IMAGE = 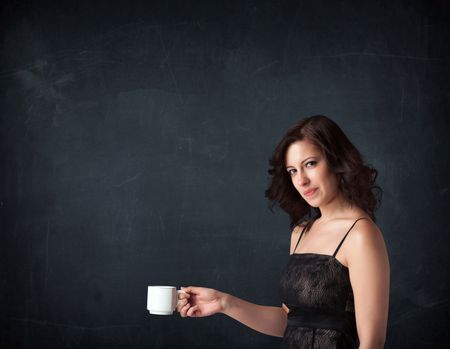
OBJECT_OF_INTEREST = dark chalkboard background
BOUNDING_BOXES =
[1,1,449,348]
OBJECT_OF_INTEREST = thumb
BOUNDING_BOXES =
[181,286,199,294]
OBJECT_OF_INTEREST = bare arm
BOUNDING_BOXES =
[222,293,287,337]
[178,287,287,337]
[346,220,390,349]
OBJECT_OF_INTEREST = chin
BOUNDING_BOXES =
[302,197,319,207]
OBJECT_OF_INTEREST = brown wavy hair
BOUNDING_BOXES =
[265,115,382,229]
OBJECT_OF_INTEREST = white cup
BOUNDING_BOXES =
[147,286,184,315]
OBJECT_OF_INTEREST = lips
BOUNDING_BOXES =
[303,188,317,197]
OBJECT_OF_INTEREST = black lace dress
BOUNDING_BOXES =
[279,218,367,349]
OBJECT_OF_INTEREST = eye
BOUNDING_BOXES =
[305,161,317,168]
[287,168,296,176]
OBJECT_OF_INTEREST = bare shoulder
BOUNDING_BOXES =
[348,218,384,244]
[289,221,308,254]
[292,222,306,233]
[291,221,308,238]
[345,218,389,266]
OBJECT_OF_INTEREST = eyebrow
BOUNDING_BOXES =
[285,156,317,168]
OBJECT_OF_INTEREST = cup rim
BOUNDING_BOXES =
[147,285,176,289]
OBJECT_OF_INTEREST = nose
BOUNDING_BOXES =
[297,169,309,186]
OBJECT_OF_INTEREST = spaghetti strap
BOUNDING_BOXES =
[293,224,308,254]
[332,217,368,258]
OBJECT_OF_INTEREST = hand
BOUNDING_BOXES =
[177,286,226,318]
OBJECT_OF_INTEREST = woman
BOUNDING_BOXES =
[178,115,390,349]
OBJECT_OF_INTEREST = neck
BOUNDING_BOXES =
[317,192,353,223]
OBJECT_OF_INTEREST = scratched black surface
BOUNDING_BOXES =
[1,1,449,348]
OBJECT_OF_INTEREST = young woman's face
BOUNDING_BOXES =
[285,140,339,207]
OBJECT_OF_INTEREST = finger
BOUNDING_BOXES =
[181,286,199,295]
[178,292,190,300]
[180,303,191,317]
[187,305,199,317]
[177,298,188,312]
